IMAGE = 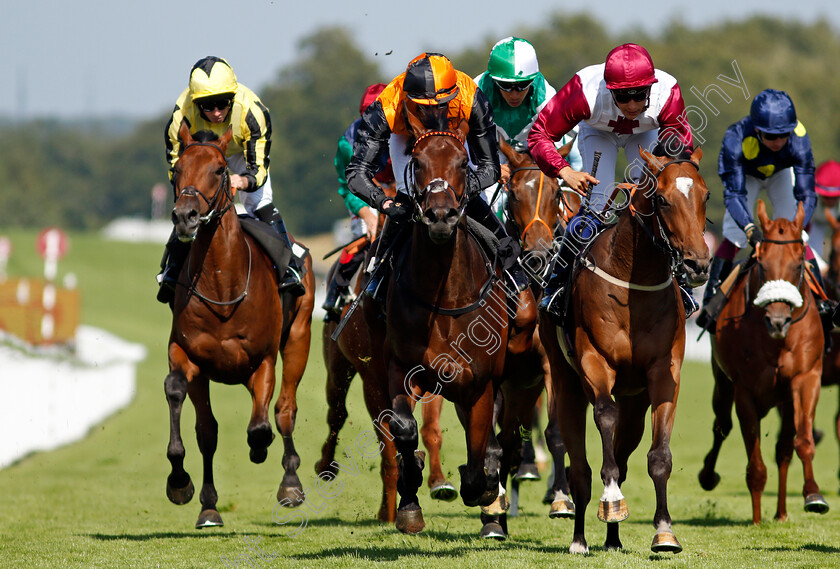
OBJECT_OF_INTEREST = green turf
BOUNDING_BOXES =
[1,229,839,568]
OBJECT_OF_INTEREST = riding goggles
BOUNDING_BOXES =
[758,130,790,141]
[495,79,533,93]
[197,96,233,112]
[610,87,650,104]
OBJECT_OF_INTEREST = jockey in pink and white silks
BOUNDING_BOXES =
[527,43,694,318]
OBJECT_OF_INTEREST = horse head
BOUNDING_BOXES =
[171,122,234,242]
[638,147,711,287]
[753,199,807,339]
[407,114,470,245]
[499,138,562,277]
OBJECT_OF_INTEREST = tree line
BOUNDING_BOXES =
[1,14,839,236]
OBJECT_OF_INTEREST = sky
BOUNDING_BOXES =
[1,0,836,121]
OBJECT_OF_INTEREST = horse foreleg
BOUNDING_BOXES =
[164,370,194,505]
[316,325,357,476]
[390,388,425,534]
[275,343,307,506]
[792,372,829,515]
[361,366,399,523]
[188,376,223,528]
[735,394,767,524]
[774,401,796,521]
[457,380,496,508]
[592,391,626,525]
[699,359,734,491]
[247,358,277,465]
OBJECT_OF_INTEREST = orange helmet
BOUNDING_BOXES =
[403,53,459,105]
[816,160,840,198]
[604,44,658,90]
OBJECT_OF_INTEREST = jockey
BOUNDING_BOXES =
[805,160,840,265]
[157,56,305,304]
[696,89,822,332]
[474,36,582,221]
[527,43,694,319]
[322,82,393,317]
[346,52,529,299]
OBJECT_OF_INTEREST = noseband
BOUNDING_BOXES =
[752,237,807,312]
[175,141,234,224]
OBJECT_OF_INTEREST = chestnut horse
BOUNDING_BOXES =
[477,139,576,534]
[364,120,535,535]
[540,148,710,554]
[698,200,829,523]
[163,124,314,528]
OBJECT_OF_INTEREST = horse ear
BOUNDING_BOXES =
[826,207,840,232]
[454,119,469,143]
[557,139,574,159]
[403,100,429,138]
[689,146,703,166]
[178,120,193,146]
[498,136,517,164]
[793,201,805,230]
[756,199,770,229]
[219,126,233,152]
[639,147,666,176]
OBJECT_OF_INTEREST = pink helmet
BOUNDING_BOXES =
[359,83,387,115]
[604,44,659,90]
[816,160,840,198]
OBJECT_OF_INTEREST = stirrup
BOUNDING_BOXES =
[505,268,529,293]
[279,266,305,297]
[365,271,385,300]
[538,286,565,319]
[680,286,699,318]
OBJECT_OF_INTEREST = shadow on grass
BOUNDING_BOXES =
[289,539,571,562]
[677,516,752,527]
[86,530,274,541]
[752,543,840,554]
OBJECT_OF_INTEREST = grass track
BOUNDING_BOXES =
[1,229,840,568]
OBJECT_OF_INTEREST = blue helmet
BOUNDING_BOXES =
[750,89,797,134]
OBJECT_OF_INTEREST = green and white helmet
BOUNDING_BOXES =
[487,37,540,82]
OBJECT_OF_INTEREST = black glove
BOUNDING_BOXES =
[745,223,764,248]
[383,200,413,223]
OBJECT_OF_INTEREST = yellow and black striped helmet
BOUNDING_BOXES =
[189,56,238,101]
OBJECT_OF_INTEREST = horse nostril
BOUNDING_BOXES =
[188,210,199,223]
[171,210,178,224]
[445,208,459,223]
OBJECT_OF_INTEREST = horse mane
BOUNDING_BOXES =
[191,130,220,143]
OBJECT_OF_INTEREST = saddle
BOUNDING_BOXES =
[239,215,309,284]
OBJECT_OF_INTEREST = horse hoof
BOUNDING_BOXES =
[477,488,500,508]
[569,541,589,555]
[549,498,576,519]
[480,521,506,540]
[513,463,541,482]
[277,485,305,506]
[480,494,509,516]
[651,530,682,553]
[250,447,268,464]
[598,499,629,523]
[196,509,224,528]
[804,493,830,514]
[430,481,458,502]
[698,469,720,491]
[166,477,194,505]
[395,507,425,534]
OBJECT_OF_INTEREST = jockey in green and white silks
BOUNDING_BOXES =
[474,37,581,219]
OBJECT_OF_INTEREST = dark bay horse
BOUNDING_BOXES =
[364,119,534,535]
[317,231,459,524]
[540,148,710,553]
[163,124,314,528]
[821,208,840,490]
[698,200,828,523]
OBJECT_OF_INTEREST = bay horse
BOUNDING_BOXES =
[473,139,576,539]
[540,147,710,553]
[163,123,314,528]
[364,117,535,534]
[698,200,828,524]
[316,225,459,524]
[821,207,840,490]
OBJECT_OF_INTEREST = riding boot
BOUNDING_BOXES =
[156,229,191,305]
[322,279,350,321]
[808,257,837,345]
[538,210,604,318]
[255,205,305,297]
[695,257,732,333]
[466,197,529,292]
[676,273,700,318]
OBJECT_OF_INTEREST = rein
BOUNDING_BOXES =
[506,166,557,245]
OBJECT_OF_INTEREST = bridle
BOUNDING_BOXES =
[407,131,470,222]
[505,166,560,247]
[752,236,809,322]
[174,141,235,225]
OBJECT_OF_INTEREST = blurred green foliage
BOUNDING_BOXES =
[2,15,839,237]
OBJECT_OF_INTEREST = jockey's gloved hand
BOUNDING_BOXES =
[745,223,764,248]
[467,169,481,199]
[383,199,413,223]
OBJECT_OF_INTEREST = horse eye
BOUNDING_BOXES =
[704,191,711,203]
[216,166,226,176]
[461,159,469,170]
[656,195,670,208]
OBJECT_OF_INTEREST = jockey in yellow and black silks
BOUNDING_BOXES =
[157,56,304,305]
